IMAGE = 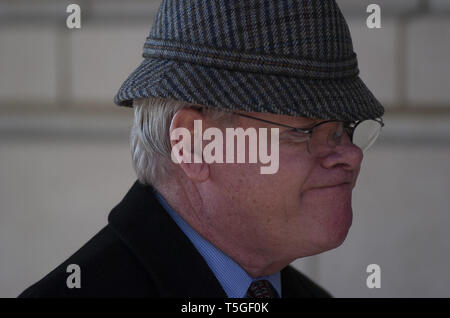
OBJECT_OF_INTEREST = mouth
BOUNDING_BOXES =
[308,182,352,192]
[325,182,351,189]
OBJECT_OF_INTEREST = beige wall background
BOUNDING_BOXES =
[1,0,449,297]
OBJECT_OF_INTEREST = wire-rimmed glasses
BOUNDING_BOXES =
[232,112,384,155]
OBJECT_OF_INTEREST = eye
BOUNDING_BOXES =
[284,129,309,143]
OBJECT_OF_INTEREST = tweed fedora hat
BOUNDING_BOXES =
[114,0,384,122]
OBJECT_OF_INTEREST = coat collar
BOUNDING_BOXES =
[107,180,227,297]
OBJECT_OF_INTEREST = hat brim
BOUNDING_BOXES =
[114,58,384,122]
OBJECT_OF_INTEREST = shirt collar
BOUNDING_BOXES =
[155,190,281,298]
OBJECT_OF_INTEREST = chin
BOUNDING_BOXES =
[320,205,353,251]
[297,192,354,254]
[315,207,353,253]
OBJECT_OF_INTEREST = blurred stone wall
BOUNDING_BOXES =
[1,0,449,297]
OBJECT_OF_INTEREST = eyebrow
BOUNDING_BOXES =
[291,118,322,127]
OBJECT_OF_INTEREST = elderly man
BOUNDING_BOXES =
[19,0,384,298]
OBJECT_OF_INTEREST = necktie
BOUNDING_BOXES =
[246,280,279,298]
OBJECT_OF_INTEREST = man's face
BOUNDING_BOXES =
[198,111,364,265]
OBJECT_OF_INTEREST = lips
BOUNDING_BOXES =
[308,182,352,191]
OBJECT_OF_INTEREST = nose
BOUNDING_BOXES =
[318,133,364,171]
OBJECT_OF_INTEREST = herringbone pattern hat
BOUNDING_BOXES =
[114,0,384,122]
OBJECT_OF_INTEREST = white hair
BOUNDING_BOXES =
[130,97,235,186]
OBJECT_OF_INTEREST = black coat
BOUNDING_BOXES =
[18,180,331,298]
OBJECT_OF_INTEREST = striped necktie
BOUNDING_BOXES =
[246,280,279,298]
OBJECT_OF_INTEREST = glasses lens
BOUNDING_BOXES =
[308,121,344,154]
[352,120,383,151]
[307,120,383,154]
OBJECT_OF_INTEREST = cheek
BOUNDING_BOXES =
[277,148,315,192]
[208,147,316,220]
[245,149,317,221]
[246,149,314,211]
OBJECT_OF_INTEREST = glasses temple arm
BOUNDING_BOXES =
[231,112,298,130]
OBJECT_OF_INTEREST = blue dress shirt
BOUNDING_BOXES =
[155,191,281,298]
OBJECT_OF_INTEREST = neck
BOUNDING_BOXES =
[154,175,291,278]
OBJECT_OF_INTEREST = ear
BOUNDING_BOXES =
[169,107,210,183]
